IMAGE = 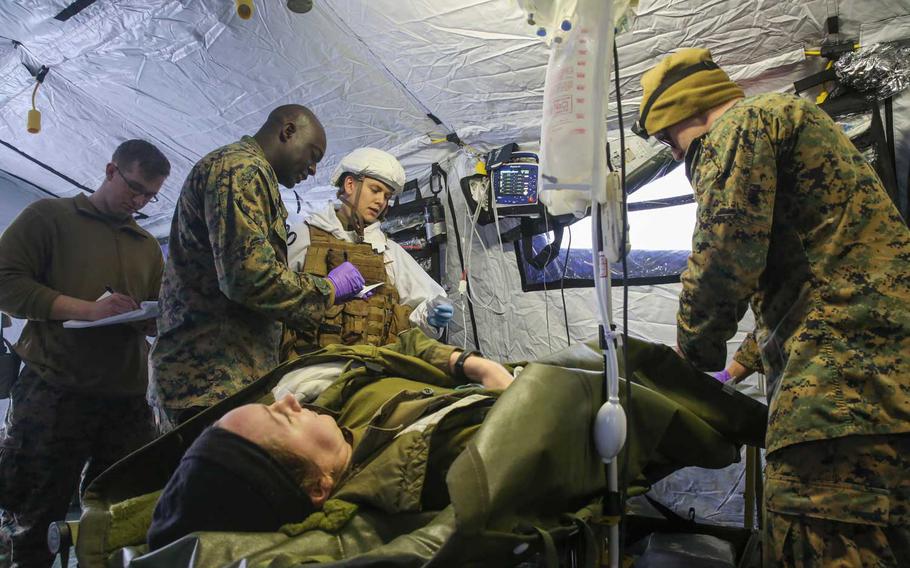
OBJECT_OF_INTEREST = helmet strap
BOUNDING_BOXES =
[340,176,366,240]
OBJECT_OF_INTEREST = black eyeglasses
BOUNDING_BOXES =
[653,130,675,149]
[113,164,159,203]
[633,120,675,149]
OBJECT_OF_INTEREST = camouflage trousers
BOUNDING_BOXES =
[0,367,155,568]
[764,434,910,567]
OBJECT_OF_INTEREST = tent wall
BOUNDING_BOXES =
[0,169,44,233]
[435,152,757,364]
[3,1,907,240]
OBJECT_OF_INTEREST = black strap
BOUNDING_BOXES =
[453,349,481,382]
[520,223,565,270]
[638,60,719,136]
[443,168,482,350]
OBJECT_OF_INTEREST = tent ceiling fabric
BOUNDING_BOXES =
[0,1,908,238]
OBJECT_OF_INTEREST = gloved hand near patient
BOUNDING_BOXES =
[426,295,454,328]
[326,261,365,304]
[710,369,733,383]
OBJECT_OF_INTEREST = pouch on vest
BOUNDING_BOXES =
[0,316,22,399]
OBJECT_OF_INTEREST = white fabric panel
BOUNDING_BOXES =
[0,169,44,233]
[1,0,907,238]
[324,0,549,147]
[612,0,832,125]
[0,1,446,238]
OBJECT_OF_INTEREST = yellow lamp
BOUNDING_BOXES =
[236,0,254,20]
[27,109,41,134]
[27,75,44,134]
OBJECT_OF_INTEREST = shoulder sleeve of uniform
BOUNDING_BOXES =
[202,155,331,328]
[677,105,781,370]
[732,330,764,374]
[0,201,61,320]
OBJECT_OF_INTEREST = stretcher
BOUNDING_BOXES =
[63,337,766,567]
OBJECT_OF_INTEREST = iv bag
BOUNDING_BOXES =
[538,0,613,217]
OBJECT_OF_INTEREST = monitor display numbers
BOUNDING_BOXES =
[496,167,536,195]
[493,162,539,208]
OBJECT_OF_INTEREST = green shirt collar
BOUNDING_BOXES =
[73,193,151,239]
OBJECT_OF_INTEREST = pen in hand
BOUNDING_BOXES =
[99,285,139,313]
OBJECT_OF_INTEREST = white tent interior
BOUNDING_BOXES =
[1,0,909,528]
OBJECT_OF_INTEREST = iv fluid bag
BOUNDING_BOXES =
[538,0,613,217]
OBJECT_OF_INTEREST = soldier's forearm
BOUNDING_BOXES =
[49,294,94,320]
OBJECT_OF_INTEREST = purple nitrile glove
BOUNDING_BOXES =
[326,261,365,304]
[710,369,733,383]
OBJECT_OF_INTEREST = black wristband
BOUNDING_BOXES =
[454,350,482,382]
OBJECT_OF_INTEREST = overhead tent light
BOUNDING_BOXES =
[287,0,314,13]
[236,0,254,20]
[236,0,314,21]
[27,66,49,134]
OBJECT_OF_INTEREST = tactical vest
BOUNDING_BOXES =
[297,226,413,349]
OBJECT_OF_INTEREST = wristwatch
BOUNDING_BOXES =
[453,349,482,382]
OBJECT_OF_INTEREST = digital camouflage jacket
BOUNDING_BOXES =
[150,136,333,410]
[678,93,910,454]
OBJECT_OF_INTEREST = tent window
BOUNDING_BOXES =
[515,164,694,291]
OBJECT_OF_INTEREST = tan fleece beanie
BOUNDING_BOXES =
[638,48,744,135]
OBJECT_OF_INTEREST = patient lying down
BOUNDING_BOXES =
[147,335,514,551]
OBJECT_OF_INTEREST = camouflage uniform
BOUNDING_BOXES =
[676,93,910,565]
[765,434,910,566]
[149,137,333,422]
[0,369,154,568]
[732,331,763,374]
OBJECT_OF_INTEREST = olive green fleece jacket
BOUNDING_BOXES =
[0,195,163,395]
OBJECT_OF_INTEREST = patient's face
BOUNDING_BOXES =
[217,394,353,483]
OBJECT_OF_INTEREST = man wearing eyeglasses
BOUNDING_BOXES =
[0,139,170,567]
[635,48,910,566]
